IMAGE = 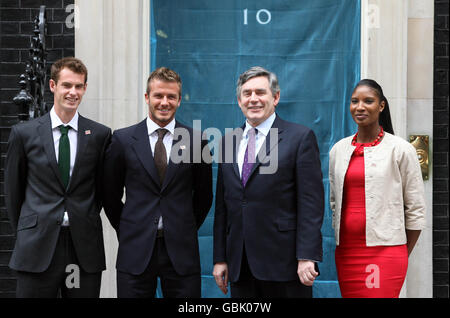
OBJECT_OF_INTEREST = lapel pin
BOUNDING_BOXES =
[85,130,91,135]
[180,145,186,150]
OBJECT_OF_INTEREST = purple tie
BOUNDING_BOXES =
[242,128,257,187]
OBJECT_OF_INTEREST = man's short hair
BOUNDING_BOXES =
[50,57,88,84]
[236,66,280,99]
[146,67,182,96]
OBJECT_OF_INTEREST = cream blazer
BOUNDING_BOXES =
[329,132,426,246]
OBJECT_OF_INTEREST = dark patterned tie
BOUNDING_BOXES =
[154,128,168,185]
[241,128,257,187]
[58,125,70,189]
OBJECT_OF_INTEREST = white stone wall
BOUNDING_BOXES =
[75,0,150,298]
[405,0,434,298]
[361,0,433,298]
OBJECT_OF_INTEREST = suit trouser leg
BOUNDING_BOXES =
[117,237,200,298]
[60,227,101,298]
[157,238,201,298]
[117,254,159,298]
[230,245,259,298]
[230,245,312,298]
[15,232,65,298]
[15,227,101,298]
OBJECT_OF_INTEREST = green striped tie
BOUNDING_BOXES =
[58,125,70,188]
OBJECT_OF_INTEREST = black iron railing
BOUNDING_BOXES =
[13,5,48,122]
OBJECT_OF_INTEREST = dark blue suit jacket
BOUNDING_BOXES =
[213,114,324,282]
[103,119,212,276]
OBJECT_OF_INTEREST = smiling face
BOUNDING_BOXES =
[145,79,181,127]
[238,76,280,127]
[49,67,87,118]
[350,85,385,129]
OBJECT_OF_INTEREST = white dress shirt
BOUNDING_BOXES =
[146,116,176,229]
[50,107,79,226]
[238,112,276,177]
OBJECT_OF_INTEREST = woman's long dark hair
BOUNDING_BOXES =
[353,79,394,135]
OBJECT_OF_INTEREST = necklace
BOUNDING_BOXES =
[352,126,384,156]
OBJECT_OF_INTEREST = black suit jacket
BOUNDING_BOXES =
[213,114,324,282]
[103,119,212,276]
[5,113,112,273]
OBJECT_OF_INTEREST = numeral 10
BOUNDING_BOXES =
[243,9,272,25]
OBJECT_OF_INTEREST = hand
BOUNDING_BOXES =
[213,262,229,295]
[297,260,318,286]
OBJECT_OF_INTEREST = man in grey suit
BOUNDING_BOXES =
[5,57,111,297]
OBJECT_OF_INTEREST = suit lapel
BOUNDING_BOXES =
[37,113,65,189]
[232,126,244,180]
[68,115,90,190]
[161,121,184,192]
[131,119,161,187]
[248,115,284,182]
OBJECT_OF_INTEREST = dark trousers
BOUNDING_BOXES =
[117,236,201,298]
[230,247,312,298]
[15,227,101,298]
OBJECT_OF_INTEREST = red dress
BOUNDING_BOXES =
[334,134,408,298]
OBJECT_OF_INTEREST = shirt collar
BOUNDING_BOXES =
[244,112,276,137]
[146,116,176,136]
[50,107,79,131]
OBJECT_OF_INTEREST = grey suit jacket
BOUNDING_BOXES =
[5,113,111,273]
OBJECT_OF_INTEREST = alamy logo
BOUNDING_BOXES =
[65,4,79,29]
[365,264,380,289]
[168,121,280,175]
[65,264,80,289]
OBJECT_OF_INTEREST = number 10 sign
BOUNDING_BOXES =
[243,9,272,25]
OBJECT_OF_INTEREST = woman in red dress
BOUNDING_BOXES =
[329,79,426,298]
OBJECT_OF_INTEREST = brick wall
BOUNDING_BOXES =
[433,0,450,299]
[0,0,74,297]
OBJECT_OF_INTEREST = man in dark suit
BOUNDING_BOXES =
[213,66,324,297]
[103,67,212,298]
[5,57,111,298]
